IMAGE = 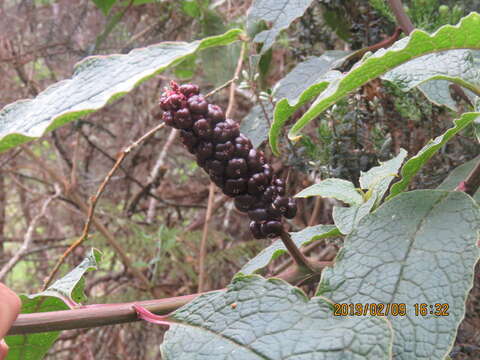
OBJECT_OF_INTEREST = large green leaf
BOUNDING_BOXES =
[437,156,480,202]
[239,225,340,275]
[387,112,479,200]
[332,195,376,235]
[318,190,480,360]
[382,50,480,110]
[161,275,393,359]
[269,12,480,153]
[246,0,315,54]
[5,249,101,360]
[0,29,243,154]
[269,52,348,154]
[295,178,364,205]
[240,103,273,149]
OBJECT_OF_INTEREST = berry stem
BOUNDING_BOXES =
[279,230,316,274]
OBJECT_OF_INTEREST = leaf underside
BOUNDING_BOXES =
[319,190,480,360]
[161,276,393,359]
[0,29,242,154]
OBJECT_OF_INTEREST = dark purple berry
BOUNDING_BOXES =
[234,135,252,158]
[248,208,269,222]
[262,186,277,202]
[224,178,247,196]
[263,164,273,182]
[193,118,213,139]
[162,111,175,126]
[266,203,282,218]
[159,96,172,111]
[261,221,283,238]
[180,130,198,153]
[214,141,235,161]
[174,108,193,129]
[196,141,214,161]
[274,178,286,188]
[204,159,224,177]
[248,173,268,195]
[273,196,290,215]
[224,119,240,138]
[226,158,248,179]
[250,221,264,239]
[234,194,256,212]
[284,200,298,219]
[207,104,225,123]
[247,149,266,173]
[169,93,187,110]
[187,95,208,114]
[179,84,199,97]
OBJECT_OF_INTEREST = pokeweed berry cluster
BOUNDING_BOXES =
[159,81,297,239]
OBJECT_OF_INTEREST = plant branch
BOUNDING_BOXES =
[279,230,316,274]
[0,184,61,281]
[43,122,166,289]
[388,0,414,34]
[456,158,480,196]
[197,182,216,292]
[21,145,151,292]
[8,293,203,335]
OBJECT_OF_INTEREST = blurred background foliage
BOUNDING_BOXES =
[0,0,478,358]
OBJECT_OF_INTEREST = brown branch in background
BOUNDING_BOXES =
[456,159,480,197]
[225,41,247,118]
[197,182,216,292]
[0,184,61,281]
[43,122,166,289]
[145,128,178,223]
[388,0,414,34]
[21,143,151,292]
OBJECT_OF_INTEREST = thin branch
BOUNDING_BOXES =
[145,128,178,223]
[0,184,61,281]
[225,41,247,118]
[197,182,216,292]
[279,230,316,273]
[43,122,166,289]
[456,158,480,196]
[20,144,151,292]
[388,0,414,35]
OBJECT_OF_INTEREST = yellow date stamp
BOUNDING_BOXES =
[333,303,450,317]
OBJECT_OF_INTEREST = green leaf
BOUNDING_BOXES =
[240,103,273,148]
[332,194,376,235]
[269,52,349,154]
[387,112,479,200]
[239,225,339,274]
[0,29,243,154]
[437,156,480,202]
[92,0,117,16]
[382,50,480,110]
[295,178,364,205]
[5,249,101,360]
[332,150,408,234]
[318,190,480,360]
[246,0,315,54]
[360,148,407,202]
[161,276,393,359]
[270,12,480,151]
